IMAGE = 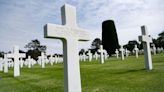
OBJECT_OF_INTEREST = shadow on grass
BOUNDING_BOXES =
[111,68,145,74]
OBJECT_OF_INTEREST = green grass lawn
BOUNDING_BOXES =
[0,52,164,92]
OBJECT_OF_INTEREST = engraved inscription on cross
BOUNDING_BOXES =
[7,46,26,77]
[139,25,153,70]
[44,4,90,92]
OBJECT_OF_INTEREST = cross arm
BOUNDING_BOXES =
[139,35,152,43]
[44,23,90,41]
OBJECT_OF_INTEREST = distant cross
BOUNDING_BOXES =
[125,48,129,57]
[41,52,46,68]
[49,55,55,65]
[95,52,98,60]
[0,58,3,71]
[26,56,32,68]
[82,52,86,61]
[88,50,92,62]
[20,58,24,68]
[139,25,153,70]
[115,49,119,59]
[104,50,108,60]
[4,54,10,73]
[134,45,139,58]
[44,4,90,92]
[7,46,26,77]
[152,44,156,55]
[120,46,124,60]
[98,45,105,64]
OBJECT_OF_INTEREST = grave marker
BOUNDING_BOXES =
[139,25,153,70]
[7,46,26,77]
[44,4,90,92]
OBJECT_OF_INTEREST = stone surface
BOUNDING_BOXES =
[120,46,124,60]
[125,48,129,57]
[26,56,32,68]
[7,46,26,77]
[98,45,105,64]
[115,49,119,58]
[88,50,92,62]
[152,44,156,55]
[44,4,90,92]
[4,54,9,73]
[0,58,3,71]
[95,52,98,60]
[139,25,153,70]
[134,45,139,58]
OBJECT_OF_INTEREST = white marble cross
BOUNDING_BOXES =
[0,58,3,71]
[95,52,98,60]
[82,52,86,61]
[125,48,129,57]
[134,45,139,58]
[98,45,105,64]
[41,52,46,68]
[120,46,124,60]
[152,44,156,55]
[49,55,55,65]
[4,54,10,73]
[139,25,153,70]
[7,46,26,77]
[115,49,119,59]
[19,58,24,68]
[88,50,92,62]
[104,50,108,60]
[26,56,32,68]
[44,4,90,92]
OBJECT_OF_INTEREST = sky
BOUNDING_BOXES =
[0,0,164,54]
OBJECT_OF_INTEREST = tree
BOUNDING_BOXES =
[25,39,46,60]
[91,38,101,54]
[123,40,139,52]
[102,20,120,56]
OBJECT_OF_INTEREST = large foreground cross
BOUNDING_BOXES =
[139,25,153,70]
[7,46,26,77]
[44,4,90,92]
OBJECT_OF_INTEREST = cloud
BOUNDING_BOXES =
[0,0,164,54]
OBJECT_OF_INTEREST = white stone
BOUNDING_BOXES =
[125,48,129,57]
[104,50,108,60]
[88,50,92,62]
[115,49,119,59]
[44,4,90,92]
[0,58,3,71]
[49,55,55,65]
[26,56,32,68]
[120,46,124,60]
[4,54,11,73]
[7,46,26,77]
[94,52,98,60]
[41,52,46,68]
[82,52,86,61]
[134,45,139,58]
[152,44,156,55]
[98,45,105,64]
[19,58,24,68]
[139,25,153,70]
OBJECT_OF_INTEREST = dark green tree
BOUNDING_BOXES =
[102,20,120,56]
[91,38,101,54]
[25,39,46,60]
[123,40,139,52]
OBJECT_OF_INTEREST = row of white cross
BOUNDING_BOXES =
[0,47,65,77]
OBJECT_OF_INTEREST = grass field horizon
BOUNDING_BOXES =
[0,52,164,92]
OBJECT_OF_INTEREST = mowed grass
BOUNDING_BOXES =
[0,52,164,92]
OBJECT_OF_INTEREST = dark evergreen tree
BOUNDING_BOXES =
[25,39,46,60]
[102,20,119,56]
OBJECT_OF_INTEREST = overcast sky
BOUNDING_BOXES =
[0,0,164,54]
